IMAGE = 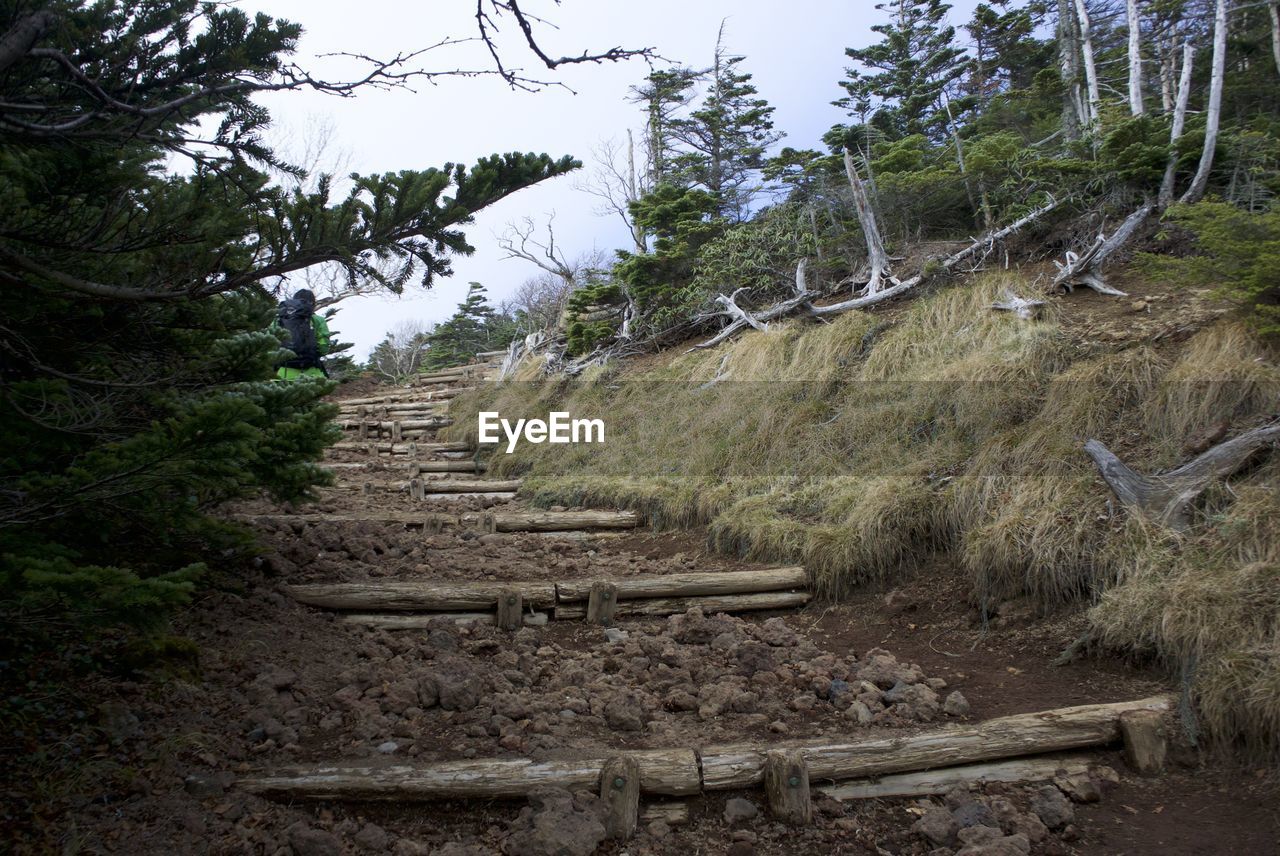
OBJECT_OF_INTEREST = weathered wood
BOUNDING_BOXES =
[496,589,523,632]
[1119,709,1167,775]
[556,567,807,603]
[338,388,470,407]
[763,750,812,825]
[423,491,517,502]
[601,756,640,840]
[409,478,424,501]
[286,581,556,611]
[343,611,548,629]
[586,581,619,625]
[700,695,1173,789]
[639,801,689,826]
[485,510,639,532]
[410,479,521,494]
[239,749,702,799]
[1085,424,1280,530]
[408,460,479,475]
[331,441,424,454]
[555,591,810,621]
[818,755,1094,801]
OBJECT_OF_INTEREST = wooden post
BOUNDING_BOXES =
[357,420,368,441]
[600,756,640,840]
[479,513,497,534]
[362,481,375,496]
[1119,709,1167,775]
[409,478,424,501]
[496,589,523,631]
[408,462,420,477]
[391,421,403,443]
[586,581,619,626]
[763,750,812,825]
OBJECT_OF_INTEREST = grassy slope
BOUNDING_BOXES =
[445,273,1280,754]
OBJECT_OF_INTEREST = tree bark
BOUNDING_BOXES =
[481,510,639,532]
[343,611,550,629]
[700,695,1173,789]
[0,11,57,74]
[1182,0,1230,204]
[1270,2,1280,78]
[1127,0,1146,115]
[1159,41,1196,208]
[1084,422,1280,530]
[1057,0,1087,138]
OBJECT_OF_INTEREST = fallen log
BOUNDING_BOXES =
[699,695,1172,789]
[239,749,703,800]
[555,591,810,620]
[343,611,549,629]
[817,755,1093,801]
[556,567,807,603]
[409,479,521,494]
[1051,203,1153,297]
[286,581,557,611]
[408,461,479,475]
[479,510,639,533]
[1085,422,1280,530]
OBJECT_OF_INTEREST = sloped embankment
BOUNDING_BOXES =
[446,275,1280,755]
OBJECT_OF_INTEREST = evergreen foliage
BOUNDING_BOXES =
[421,284,519,370]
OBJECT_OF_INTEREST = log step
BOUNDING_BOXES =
[238,696,1172,803]
[554,590,810,620]
[555,567,806,602]
[286,581,558,611]
[817,755,1094,801]
[344,611,550,629]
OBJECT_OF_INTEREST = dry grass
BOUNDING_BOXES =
[444,272,1279,753]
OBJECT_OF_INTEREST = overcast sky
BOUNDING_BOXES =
[250,0,981,359]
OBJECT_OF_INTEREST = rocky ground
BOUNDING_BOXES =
[6,372,1279,856]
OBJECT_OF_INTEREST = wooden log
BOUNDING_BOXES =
[817,755,1094,801]
[232,512,454,529]
[700,695,1173,789]
[286,581,557,610]
[601,756,640,840]
[639,802,690,827]
[763,750,812,825]
[408,461,479,475]
[586,582,619,626]
[409,478,424,501]
[320,462,370,471]
[556,567,807,602]
[412,479,521,494]
[339,388,471,407]
[496,589,523,632]
[1119,709,1167,775]
[239,749,702,800]
[343,612,548,629]
[486,510,639,532]
[331,441,422,454]
[423,491,517,502]
[554,591,811,621]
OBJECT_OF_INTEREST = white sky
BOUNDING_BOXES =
[249,0,980,359]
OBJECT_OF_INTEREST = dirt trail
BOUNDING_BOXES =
[49,363,1279,856]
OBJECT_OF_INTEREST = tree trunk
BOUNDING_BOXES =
[627,129,647,253]
[555,567,807,602]
[1057,0,1087,138]
[843,149,893,295]
[1075,0,1102,126]
[1270,2,1280,78]
[1159,41,1196,208]
[1182,0,1230,204]
[1127,0,1146,115]
[1084,422,1279,530]
[0,11,57,74]
[700,695,1173,789]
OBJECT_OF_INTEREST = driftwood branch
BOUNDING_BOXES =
[1085,422,1280,529]
[991,289,1047,320]
[1052,203,1153,297]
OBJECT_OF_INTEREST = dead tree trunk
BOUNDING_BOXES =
[1182,0,1230,204]
[1127,0,1146,115]
[1075,0,1103,126]
[843,149,894,295]
[1051,202,1153,296]
[1159,42,1196,208]
[1085,422,1280,530]
[1057,0,1087,138]
[1270,2,1280,78]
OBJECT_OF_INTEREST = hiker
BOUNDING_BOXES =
[274,289,331,380]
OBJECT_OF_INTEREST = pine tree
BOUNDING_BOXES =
[838,0,969,140]
[422,284,517,370]
[628,67,703,188]
[670,29,782,220]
